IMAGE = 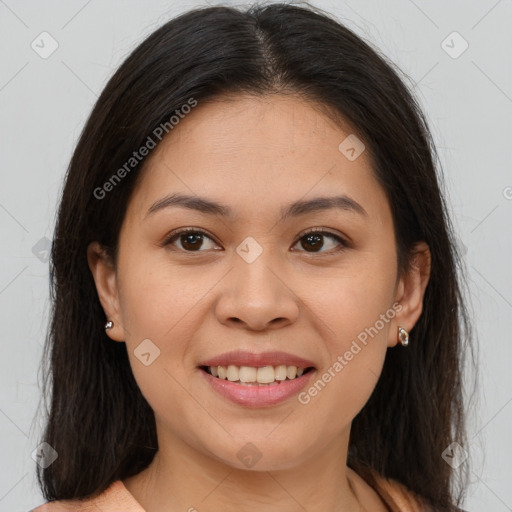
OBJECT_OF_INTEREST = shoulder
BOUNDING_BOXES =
[347,466,436,511]
[30,500,99,512]
[354,467,445,512]
[370,472,468,512]
[30,497,100,512]
[30,480,145,512]
[371,473,433,511]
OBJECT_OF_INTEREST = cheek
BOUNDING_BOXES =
[307,250,396,350]
[296,302,390,441]
[115,249,226,399]
[296,257,395,426]
[117,247,211,340]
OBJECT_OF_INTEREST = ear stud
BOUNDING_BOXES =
[397,326,409,346]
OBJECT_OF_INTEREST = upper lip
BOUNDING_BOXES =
[198,350,316,369]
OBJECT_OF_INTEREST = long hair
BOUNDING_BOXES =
[35,3,475,510]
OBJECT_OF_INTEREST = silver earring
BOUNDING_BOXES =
[397,326,409,346]
[105,320,114,330]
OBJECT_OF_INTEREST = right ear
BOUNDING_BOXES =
[87,241,126,342]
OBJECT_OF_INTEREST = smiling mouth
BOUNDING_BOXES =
[199,365,315,386]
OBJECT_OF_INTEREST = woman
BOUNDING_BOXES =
[32,3,473,511]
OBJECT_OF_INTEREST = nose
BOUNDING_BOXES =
[214,251,300,332]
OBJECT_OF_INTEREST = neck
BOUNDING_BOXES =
[123,425,373,512]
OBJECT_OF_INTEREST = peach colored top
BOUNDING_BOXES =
[31,474,433,512]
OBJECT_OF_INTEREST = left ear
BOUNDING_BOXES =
[388,241,431,347]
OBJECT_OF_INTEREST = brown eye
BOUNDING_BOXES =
[293,230,347,254]
[164,229,218,252]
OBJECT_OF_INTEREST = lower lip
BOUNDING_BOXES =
[199,368,316,407]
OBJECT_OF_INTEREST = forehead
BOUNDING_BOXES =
[127,93,390,225]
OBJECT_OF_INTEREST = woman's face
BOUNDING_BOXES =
[89,93,429,471]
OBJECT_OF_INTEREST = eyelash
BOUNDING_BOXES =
[162,227,349,255]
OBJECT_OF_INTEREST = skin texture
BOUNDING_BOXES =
[88,94,431,512]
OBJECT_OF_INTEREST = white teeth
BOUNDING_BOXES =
[227,365,239,382]
[207,364,310,384]
[217,366,227,380]
[257,366,275,383]
[275,364,288,381]
[239,366,257,383]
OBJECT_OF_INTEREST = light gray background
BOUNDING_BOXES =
[1,1,511,510]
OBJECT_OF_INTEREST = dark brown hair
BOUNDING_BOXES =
[35,3,476,511]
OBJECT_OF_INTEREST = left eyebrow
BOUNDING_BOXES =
[144,192,367,220]
[279,195,367,220]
